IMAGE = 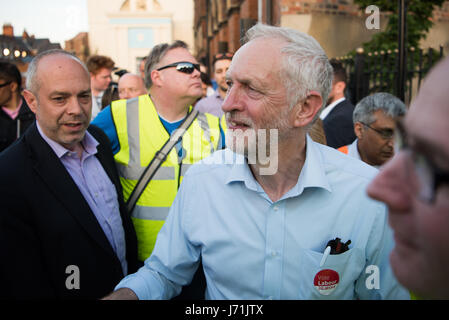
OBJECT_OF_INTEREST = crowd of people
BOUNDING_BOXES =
[0,23,448,300]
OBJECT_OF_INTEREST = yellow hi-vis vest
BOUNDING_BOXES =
[111,94,222,261]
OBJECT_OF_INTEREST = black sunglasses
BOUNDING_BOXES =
[156,61,200,74]
[0,81,12,88]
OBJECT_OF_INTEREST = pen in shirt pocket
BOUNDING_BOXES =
[319,237,351,267]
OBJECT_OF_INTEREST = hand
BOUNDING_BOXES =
[102,288,139,300]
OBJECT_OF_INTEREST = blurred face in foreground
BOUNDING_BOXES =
[367,57,449,299]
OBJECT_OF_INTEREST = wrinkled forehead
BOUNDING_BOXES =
[160,47,197,65]
[119,74,143,88]
[38,54,89,78]
[227,38,284,78]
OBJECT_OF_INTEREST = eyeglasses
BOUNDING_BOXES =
[156,61,200,74]
[395,120,449,203]
[361,122,394,140]
[0,81,12,88]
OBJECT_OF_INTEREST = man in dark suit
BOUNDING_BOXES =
[0,49,137,299]
[0,62,35,152]
[321,59,356,148]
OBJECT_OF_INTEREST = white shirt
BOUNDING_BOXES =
[347,138,361,161]
[91,91,103,120]
[115,135,409,300]
[346,139,380,169]
[320,97,346,120]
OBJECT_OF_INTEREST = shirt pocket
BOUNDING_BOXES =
[298,247,365,299]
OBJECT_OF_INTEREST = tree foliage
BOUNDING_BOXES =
[354,0,445,52]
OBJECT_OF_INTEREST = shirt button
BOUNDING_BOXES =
[271,251,277,257]
[273,206,279,211]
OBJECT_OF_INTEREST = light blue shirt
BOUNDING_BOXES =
[115,135,409,299]
[36,122,128,276]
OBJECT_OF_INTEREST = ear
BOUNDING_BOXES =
[9,81,18,93]
[22,89,38,114]
[354,122,364,140]
[150,69,163,87]
[293,91,323,128]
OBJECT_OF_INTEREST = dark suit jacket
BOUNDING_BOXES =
[0,123,137,299]
[0,97,35,153]
[323,99,357,149]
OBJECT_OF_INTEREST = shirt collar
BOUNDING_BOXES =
[225,135,332,198]
[320,97,346,120]
[36,121,99,159]
[214,89,224,101]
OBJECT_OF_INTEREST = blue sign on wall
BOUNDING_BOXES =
[128,28,154,48]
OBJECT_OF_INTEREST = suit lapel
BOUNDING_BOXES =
[25,123,116,259]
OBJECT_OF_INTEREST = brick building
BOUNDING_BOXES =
[0,23,61,80]
[65,32,90,62]
[194,0,449,71]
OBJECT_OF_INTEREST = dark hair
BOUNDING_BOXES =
[329,59,347,84]
[86,55,115,74]
[200,72,212,86]
[144,40,189,89]
[101,82,119,110]
[0,61,22,92]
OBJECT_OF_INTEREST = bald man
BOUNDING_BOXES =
[0,49,137,299]
[118,73,147,100]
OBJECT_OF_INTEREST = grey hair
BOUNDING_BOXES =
[144,40,189,89]
[26,49,88,96]
[244,23,333,124]
[353,92,406,124]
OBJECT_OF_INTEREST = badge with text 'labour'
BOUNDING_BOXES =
[314,269,339,295]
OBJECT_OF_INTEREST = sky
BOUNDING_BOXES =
[0,0,89,47]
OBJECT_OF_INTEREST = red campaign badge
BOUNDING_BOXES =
[314,269,339,295]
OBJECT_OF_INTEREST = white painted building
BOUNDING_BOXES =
[87,0,194,74]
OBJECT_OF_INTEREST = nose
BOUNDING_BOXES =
[367,151,413,213]
[192,67,201,78]
[221,82,243,114]
[386,136,394,148]
[67,97,83,116]
[119,89,130,100]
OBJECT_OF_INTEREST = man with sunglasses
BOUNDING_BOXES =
[367,56,449,299]
[0,62,35,153]
[92,40,224,273]
[338,92,406,168]
[195,52,233,117]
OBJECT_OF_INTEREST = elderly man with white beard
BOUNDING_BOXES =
[104,23,409,300]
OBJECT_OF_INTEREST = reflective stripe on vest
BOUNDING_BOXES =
[111,94,221,260]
